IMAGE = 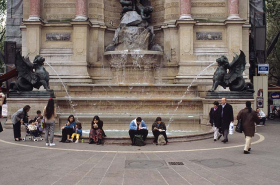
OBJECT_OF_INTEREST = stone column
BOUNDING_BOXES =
[74,0,88,21]
[179,0,192,20]
[28,0,41,21]
[227,0,241,20]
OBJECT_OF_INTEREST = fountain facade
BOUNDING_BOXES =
[6,0,252,133]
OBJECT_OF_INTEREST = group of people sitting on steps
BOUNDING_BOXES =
[12,102,169,146]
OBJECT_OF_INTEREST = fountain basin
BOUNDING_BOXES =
[54,124,213,144]
[104,51,163,84]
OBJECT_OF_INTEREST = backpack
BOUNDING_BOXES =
[133,135,146,146]
[157,134,166,145]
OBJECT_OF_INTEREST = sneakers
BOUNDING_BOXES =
[214,139,217,142]
[46,143,49,146]
[244,150,250,154]
[50,143,55,146]
[34,139,38,142]
[75,140,79,143]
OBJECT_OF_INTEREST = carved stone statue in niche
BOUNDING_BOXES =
[105,0,162,52]
[120,0,153,21]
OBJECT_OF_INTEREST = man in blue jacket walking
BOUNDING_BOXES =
[129,117,148,145]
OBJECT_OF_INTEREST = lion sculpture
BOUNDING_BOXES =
[10,51,50,91]
[209,50,254,92]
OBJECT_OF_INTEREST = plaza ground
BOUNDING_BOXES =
[0,119,280,185]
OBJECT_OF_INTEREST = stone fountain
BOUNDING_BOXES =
[105,1,163,84]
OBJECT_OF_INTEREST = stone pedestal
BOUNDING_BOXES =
[105,51,163,84]
[23,21,44,60]
[225,20,246,60]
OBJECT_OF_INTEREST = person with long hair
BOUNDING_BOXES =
[43,98,56,146]
[89,116,103,145]
[12,105,30,141]
[60,115,76,143]
[237,101,260,154]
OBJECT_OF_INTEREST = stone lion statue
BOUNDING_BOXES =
[209,50,254,92]
[10,51,50,91]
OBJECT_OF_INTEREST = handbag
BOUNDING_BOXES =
[235,119,243,133]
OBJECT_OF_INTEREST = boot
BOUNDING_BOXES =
[97,139,101,145]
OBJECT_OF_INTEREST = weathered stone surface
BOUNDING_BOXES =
[120,11,143,26]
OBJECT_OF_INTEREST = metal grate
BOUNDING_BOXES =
[168,162,184,165]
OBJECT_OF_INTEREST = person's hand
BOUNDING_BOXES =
[66,122,70,126]
[76,128,78,131]
[61,126,65,129]
[20,119,23,124]
[153,127,158,131]
[73,126,75,130]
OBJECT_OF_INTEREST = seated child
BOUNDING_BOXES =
[28,120,39,137]
[70,122,82,143]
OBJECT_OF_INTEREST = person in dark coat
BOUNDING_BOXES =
[209,101,222,141]
[152,117,168,144]
[12,105,31,141]
[219,97,234,143]
[237,101,260,154]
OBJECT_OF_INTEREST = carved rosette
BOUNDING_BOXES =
[28,0,41,21]
[180,0,193,20]
[74,0,88,21]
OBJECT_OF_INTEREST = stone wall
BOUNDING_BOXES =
[19,0,250,88]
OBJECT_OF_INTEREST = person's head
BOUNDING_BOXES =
[36,110,41,116]
[76,122,82,129]
[246,101,252,113]
[29,120,35,125]
[23,105,31,113]
[221,98,226,105]
[68,115,75,123]
[136,117,142,125]
[156,117,162,124]
[256,108,260,113]
[213,101,219,108]
[93,115,100,124]
[45,98,54,119]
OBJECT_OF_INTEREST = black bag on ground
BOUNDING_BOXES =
[235,119,243,133]
[133,135,145,146]
[0,122,3,132]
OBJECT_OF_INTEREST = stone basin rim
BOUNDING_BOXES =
[54,131,213,140]
[104,50,163,56]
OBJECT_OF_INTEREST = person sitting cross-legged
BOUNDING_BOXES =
[152,117,168,145]
[129,117,148,145]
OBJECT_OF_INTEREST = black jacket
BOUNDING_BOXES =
[209,107,221,128]
[219,103,234,130]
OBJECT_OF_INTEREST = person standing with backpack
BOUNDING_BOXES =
[129,117,148,145]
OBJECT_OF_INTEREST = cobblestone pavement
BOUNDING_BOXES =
[0,119,279,185]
